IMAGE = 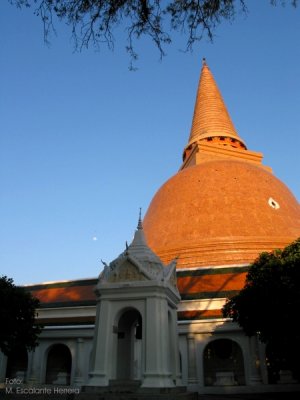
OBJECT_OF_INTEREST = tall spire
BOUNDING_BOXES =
[187,59,246,150]
[137,207,143,230]
[181,59,267,171]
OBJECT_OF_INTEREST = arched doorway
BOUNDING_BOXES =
[6,347,28,381]
[45,344,72,385]
[266,341,300,384]
[203,339,245,386]
[116,309,142,380]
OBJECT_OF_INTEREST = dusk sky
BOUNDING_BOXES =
[1,1,300,285]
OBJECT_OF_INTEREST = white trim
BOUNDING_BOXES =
[23,277,97,286]
[180,298,227,304]
[39,305,96,312]
[177,263,249,272]
[178,318,229,324]
[43,325,95,330]
[178,298,227,311]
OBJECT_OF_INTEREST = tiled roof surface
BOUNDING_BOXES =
[28,279,97,307]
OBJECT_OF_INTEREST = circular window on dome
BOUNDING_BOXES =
[268,197,280,210]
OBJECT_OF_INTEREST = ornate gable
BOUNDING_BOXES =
[105,259,149,283]
[98,214,179,297]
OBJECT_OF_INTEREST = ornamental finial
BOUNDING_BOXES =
[137,207,143,230]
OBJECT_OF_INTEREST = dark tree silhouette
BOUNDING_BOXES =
[0,276,41,356]
[8,1,298,64]
[223,238,300,381]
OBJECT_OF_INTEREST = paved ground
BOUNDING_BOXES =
[199,393,300,400]
[1,388,300,400]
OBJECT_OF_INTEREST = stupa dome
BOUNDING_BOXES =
[143,159,300,268]
[143,60,300,269]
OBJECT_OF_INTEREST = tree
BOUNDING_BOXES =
[8,1,298,65]
[222,238,300,381]
[0,276,42,356]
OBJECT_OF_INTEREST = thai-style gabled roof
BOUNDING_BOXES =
[99,215,178,286]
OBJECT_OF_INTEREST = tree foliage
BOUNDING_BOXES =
[0,276,42,356]
[223,238,300,376]
[8,1,298,64]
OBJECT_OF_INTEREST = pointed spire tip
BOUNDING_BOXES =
[137,207,143,230]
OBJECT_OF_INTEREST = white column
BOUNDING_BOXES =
[170,308,182,386]
[187,334,198,384]
[74,338,85,387]
[87,300,112,387]
[142,296,174,388]
[27,349,39,385]
[248,336,263,385]
[196,339,205,388]
[258,341,268,384]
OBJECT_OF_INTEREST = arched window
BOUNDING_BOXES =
[45,344,72,385]
[203,338,245,386]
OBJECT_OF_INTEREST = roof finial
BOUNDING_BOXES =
[137,207,143,230]
[202,57,207,66]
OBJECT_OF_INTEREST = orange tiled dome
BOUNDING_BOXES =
[143,159,300,269]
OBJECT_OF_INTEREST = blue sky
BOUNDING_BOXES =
[1,1,299,285]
